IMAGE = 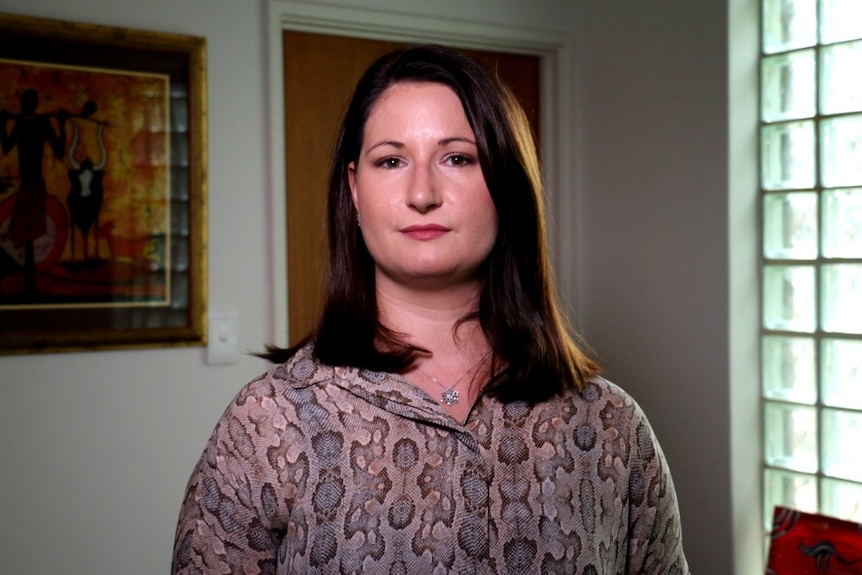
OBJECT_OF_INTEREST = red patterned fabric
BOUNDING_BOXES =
[767,506,862,574]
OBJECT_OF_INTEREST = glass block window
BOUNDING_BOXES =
[761,0,862,527]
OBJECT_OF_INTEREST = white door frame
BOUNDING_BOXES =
[266,0,577,346]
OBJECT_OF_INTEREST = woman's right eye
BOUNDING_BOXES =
[375,157,403,169]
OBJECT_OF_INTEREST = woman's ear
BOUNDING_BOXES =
[348,161,359,210]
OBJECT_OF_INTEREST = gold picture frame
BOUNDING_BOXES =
[0,13,207,354]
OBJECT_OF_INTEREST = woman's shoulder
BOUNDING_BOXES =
[577,375,640,409]
[554,375,654,435]
[230,344,336,407]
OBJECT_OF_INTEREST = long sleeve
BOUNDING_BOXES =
[626,411,690,574]
[172,378,287,575]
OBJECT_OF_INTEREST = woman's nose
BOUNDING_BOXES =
[407,161,442,212]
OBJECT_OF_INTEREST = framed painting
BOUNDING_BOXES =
[0,13,207,354]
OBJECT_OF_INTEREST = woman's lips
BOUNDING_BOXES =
[401,224,449,240]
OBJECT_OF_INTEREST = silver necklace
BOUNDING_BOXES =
[415,366,472,406]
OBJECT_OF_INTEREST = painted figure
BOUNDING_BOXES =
[0,89,68,295]
[67,118,107,261]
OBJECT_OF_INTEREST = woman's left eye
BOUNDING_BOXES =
[444,154,472,167]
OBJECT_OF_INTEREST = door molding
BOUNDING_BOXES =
[266,0,577,346]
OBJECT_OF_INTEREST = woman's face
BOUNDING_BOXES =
[348,82,499,291]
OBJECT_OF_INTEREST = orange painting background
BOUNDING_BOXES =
[0,58,170,304]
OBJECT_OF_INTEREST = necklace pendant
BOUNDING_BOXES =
[440,388,460,406]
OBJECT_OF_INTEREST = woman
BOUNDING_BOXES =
[172,45,690,574]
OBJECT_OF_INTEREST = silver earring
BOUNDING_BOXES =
[357,212,362,227]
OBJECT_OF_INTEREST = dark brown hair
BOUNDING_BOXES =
[264,44,598,402]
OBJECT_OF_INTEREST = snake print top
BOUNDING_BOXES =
[172,345,690,574]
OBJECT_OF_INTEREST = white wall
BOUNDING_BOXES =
[573,4,762,575]
[572,2,760,574]
[0,1,273,573]
[0,0,758,573]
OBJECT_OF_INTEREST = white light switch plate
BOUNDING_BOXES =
[207,309,239,364]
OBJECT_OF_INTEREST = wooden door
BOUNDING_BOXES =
[283,31,540,344]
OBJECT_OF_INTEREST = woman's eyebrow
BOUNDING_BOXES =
[365,136,476,154]
[439,136,477,147]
